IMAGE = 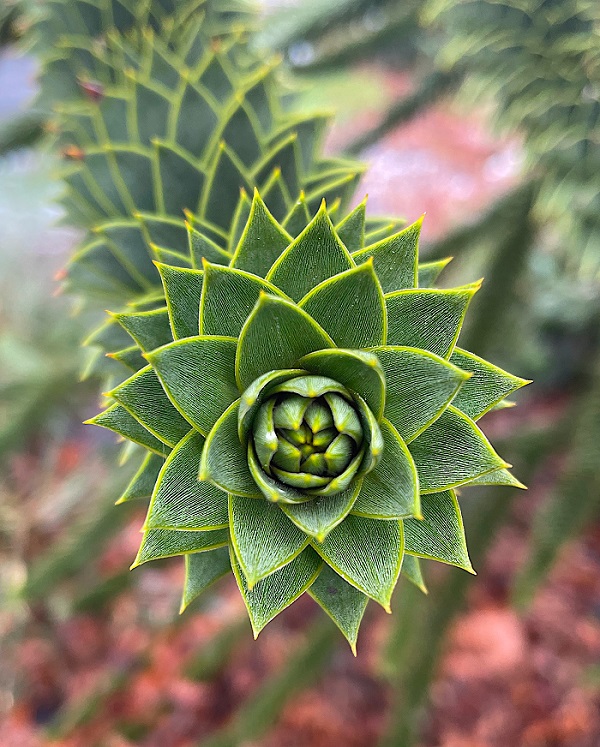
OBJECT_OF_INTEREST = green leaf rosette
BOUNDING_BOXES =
[88,192,529,651]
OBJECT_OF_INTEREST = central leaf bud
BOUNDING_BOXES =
[242,374,383,503]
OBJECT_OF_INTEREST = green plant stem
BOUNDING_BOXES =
[344,70,459,156]
[512,346,600,608]
[460,181,538,355]
[379,421,561,747]
[200,616,338,747]
[185,617,249,682]
[423,179,539,263]
[23,475,138,602]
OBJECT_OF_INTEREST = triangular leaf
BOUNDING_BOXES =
[114,308,173,352]
[200,263,286,337]
[229,495,308,586]
[386,285,480,358]
[156,263,204,339]
[351,419,420,519]
[300,262,386,349]
[86,404,169,456]
[372,346,470,442]
[404,490,474,572]
[418,257,452,287]
[266,203,353,301]
[280,482,362,542]
[133,528,228,567]
[231,545,322,637]
[144,431,229,531]
[181,547,231,612]
[336,199,366,252]
[312,515,404,610]
[200,400,261,498]
[353,218,422,292]
[147,336,238,435]
[308,564,369,654]
[236,295,333,392]
[450,348,530,420]
[109,366,191,447]
[408,406,508,493]
[401,555,427,593]
[231,190,293,277]
[117,451,164,504]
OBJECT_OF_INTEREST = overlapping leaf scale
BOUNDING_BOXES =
[62,30,363,303]
[404,490,473,572]
[144,431,228,531]
[408,406,508,492]
[84,190,526,644]
[229,495,309,585]
[308,564,368,653]
[231,546,322,637]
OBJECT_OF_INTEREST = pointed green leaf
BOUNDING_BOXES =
[188,225,231,268]
[418,257,452,287]
[371,346,471,442]
[231,546,322,637]
[231,191,293,277]
[86,404,168,456]
[228,188,253,253]
[200,400,260,498]
[156,263,204,339]
[401,555,427,593]
[336,199,366,252]
[114,308,173,352]
[156,142,205,217]
[219,102,262,168]
[313,515,404,610]
[133,528,228,567]
[450,348,531,420]
[386,284,480,358]
[404,490,473,572]
[351,418,419,520]
[247,443,311,504]
[281,482,362,542]
[145,431,228,531]
[236,295,333,391]
[466,467,526,489]
[201,143,251,230]
[300,349,386,419]
[229,495,309,586]
[117,452,164,504]
[408,406,508,493]
[200,263,287,337]
[109,366,191,447]
[300,262,386,349]
[238,369,305,443]
[266,204,353,302]
[254,132,301,203]
[146,336,238,436]
[308,564,369,654]
[282,192,311,237]
[108,345,147,372]
[351,394,384,477]
[352,218,422,293]
[181,547,231,612]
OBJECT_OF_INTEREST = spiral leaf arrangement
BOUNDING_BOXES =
[43,0,367,389]
[87,192,529,649]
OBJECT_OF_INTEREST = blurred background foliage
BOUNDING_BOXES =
[1,1,599,745]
